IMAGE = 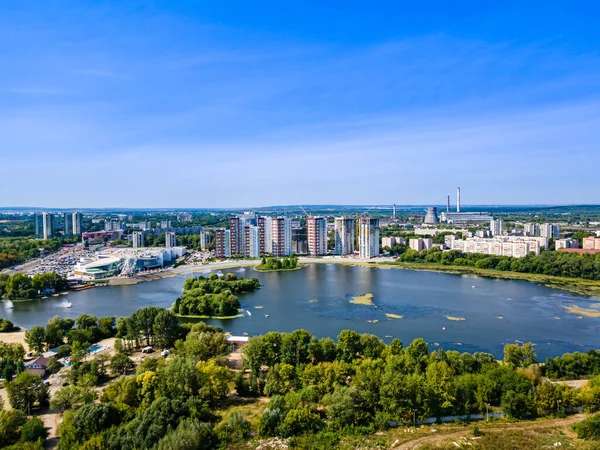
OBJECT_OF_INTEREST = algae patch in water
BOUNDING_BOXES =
[386,313,404,319]
[563,305,600,318]
[446,316,466,321]
[350,293,374,305]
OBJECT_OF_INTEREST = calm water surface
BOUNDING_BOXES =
[3,264,600,359]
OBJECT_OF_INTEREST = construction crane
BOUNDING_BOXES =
[298,205,312,218]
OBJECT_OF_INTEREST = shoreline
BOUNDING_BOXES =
[95,257,600,298]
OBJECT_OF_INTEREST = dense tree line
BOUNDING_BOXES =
[257,256,298,270]
[2,304,599,449]
[0,272,68,299]
[0,237,74,269]
[173,274,260,317]
[51,315,600,449]
[544,350,600,380]
[396,247,600,280]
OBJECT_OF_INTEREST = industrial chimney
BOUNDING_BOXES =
[446,195,450,213]
[457,187,461,212]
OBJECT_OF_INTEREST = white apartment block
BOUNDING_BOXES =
[165,232,176,248]
[555,238,579,249]
[382,236,404,248]
[359,218,379,258]
[199,231,211,250]
[451,236,543,258]
[409,238,433,252]
[540,223,560,239]
[42,212,55,240]
[72,212,82,236]
[524,223,539,237]
[247,226,261,258]
[490,218,504,236]
[334,217,355,255]
[307,217,327,256]
[262,217,273,254]
[132,231,144,249]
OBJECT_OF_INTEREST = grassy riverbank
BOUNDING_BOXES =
[375,261,600,298]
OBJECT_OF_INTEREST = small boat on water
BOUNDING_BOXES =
[246,310,252,316]
[265,314,269,318]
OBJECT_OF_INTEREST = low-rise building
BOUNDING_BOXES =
[451,237,542,258]
[583,237,600,250]
[25,356,48,376]
[555,238,579,250]
[409,238,433,252]
[382,237,404,248]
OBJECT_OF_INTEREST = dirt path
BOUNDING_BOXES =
[394,414,588,450]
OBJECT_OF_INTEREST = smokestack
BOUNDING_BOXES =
[392,204,396,220]
[446,195,450,213]
[457,187,461,212]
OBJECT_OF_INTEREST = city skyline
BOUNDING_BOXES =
[2,2,600,207]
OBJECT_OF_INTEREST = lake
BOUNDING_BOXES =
[3,264,600,359]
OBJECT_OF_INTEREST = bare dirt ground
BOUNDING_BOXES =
[393,413,588,450]
[0,329,29,351]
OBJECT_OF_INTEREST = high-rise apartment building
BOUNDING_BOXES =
[132,231,144,248]
[359,218,380,258]
[307,217,327,256]
[258,216,273,255]
[199,231,211,250]
[160,220,172,229]
[540,223,560,239]
[215,228,232,258]
[165,232,176,248]
[63,213,73,238]
[229,217,247,256]
[524,223,540,237]
[42,212,55,239]
[490,218,504,236]
[244,225,261,258]
[72,212,82,236]
[292,227,308,254]
[334,217,355,255]
[272,217,292,256]
[34,213,44,239]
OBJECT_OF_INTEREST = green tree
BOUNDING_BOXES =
[46,357,62,374]
[50,385,97,412]
[6,372,49,413]
[572,414,600,440]
[0,342,25,380]
[336,330,362,362]
[216,411,251,443]
[110,353,133,375]
[153,309,182,349]
[503,342,536,368]
[19,417,48,443]
[0,409,27,447]
[155,419,218,450]
[25,326,45,354]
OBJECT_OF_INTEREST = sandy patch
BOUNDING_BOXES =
[446,316,466,321]
[563,305,600,318]
[386,313,404,319]
[350,293,374,305]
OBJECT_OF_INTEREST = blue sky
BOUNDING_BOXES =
[1,1,599,208]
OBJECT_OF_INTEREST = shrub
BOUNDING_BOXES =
[572,414,600,440]
[20,417,48,443]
